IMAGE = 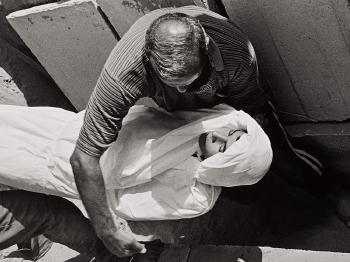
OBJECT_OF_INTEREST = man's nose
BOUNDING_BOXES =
[212,132,228,142]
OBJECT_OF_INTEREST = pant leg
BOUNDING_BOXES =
[0,190,96,255]
[17,235,53,261]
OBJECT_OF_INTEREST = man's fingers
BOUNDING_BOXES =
[129,241,146,253]
[121,244,146,257]
[139,246,147,254]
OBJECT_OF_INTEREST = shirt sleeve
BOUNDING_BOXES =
[224,41,268,114]
[76,67,143,157]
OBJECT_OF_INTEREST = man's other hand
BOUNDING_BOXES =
[99,227,146,257]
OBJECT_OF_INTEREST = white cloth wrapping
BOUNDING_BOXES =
[0,104,272,221]
[98,105,272,220]
[0,105,80,197]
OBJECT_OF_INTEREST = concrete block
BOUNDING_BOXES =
[222,0,350,122]
[1,0,57,12]
[159,245,350,262]
[97,0,208,37]
[7,0,117,110]
[260,246,350,262]
[0,35,73,108]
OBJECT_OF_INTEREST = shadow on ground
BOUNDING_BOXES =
[203,171,349,252]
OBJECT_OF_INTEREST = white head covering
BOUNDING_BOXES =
[195,110,273,187]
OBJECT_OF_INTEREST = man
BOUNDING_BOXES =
[70,6,324,258]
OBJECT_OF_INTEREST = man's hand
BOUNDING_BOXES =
[98,227,146,257]
[70,148,145,257]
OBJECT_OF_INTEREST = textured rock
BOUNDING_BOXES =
[0,5,74,109]
[7,0,117,110]
[159,245,350,262]
[222,0,350,122]
[97,0,210,37]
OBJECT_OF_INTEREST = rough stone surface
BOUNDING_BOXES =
[180,245,350,262]
[0,67,27,106]
[222,0,350,122]
[0,243,88,261]
[0,4,74,109]
[1,0,60,13]
[7,0,117,110]
[97,0,209,37]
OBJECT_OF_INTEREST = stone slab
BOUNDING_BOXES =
[0,5,74,109]
[7,0,117,110]
[96,0,209,37]
[222,0,350,122]
[1,0,58,12]
[159,245,350,262]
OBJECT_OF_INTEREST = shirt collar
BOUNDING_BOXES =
[206,36,224,72]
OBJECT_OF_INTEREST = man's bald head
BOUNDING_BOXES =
[145,13,207,88]
[158,19,190,40]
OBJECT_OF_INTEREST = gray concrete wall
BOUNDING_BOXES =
[0,1,74,109]
[222,0,350,122]
[97,0,211,37]
[159,245,350,262]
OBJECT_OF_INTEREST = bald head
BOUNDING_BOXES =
[145,13,207,86]
[158,20,189,39]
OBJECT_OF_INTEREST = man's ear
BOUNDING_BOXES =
[199,24,210,51]
[204,33,210,49]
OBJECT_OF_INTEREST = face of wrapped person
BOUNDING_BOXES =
[198,127,246,159]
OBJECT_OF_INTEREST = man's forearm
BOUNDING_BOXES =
[70,149,120,236]
[70,148,145,257]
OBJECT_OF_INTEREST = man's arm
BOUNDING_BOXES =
[70,148,145,257]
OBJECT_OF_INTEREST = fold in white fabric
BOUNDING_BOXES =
[0,105,79,197]
[0,104,272,221]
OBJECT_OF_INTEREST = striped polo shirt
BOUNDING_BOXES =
[77,6,268,157]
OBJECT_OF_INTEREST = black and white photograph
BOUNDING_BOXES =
[0,0,350,261]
